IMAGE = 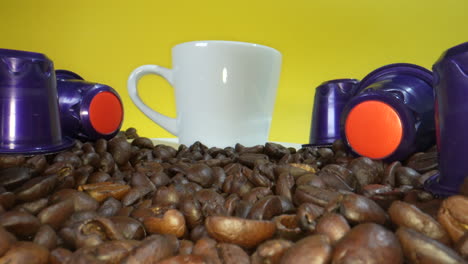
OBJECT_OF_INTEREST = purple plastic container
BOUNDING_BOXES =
[56,70,124,141]
[340,63,435,162]
[425,42,468,196]
[0,49,74,154]
[304,79,359,148]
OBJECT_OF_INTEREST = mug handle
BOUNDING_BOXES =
[127,65,178,135]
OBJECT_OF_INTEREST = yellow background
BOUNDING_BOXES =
[1,0,467,144]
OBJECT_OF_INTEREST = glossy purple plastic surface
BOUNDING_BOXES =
[0,49,74,154]
[304,79,359,148]
[56,70,123,140]
[425,42,468,196]
[340,63,435,162]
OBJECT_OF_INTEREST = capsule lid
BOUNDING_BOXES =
[345,100,403,159]
[88,91,124,135]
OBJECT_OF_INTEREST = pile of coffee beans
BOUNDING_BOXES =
[0,128,466,263]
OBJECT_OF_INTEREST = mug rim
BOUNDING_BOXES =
[173,40,281,55]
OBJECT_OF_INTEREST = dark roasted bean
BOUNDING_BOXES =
[0,167,33,191]
[333,223,403,264]
[0,210,40,238]
[438,195,468,243]
[33,225,58,250]
[389,200,450,244]
[0,241,49,264]
[397,227,465,264]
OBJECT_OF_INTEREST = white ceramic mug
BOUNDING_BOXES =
[127,40,282,147]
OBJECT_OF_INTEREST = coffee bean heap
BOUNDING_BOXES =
[0,128,466,264]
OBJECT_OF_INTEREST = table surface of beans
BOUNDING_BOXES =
[0,127,466,264]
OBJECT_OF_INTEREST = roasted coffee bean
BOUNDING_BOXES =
[280,234,331,264]
[0,241,49,264]
[456,232,468,259]
[293,185,340,207]
[275,172,294,201]
[38,199,75,230]
[190,225,210,242]
[17,198,48,215]
[144,209,186,238]
[318,164,357,192]
[348,157,384,186]
[223,172,253,197]
[273,214,303,241]
[205,216,276,248]
[180,199,203,229]
[132,137,154,149]
[87,171,111,184]
[98,152,115,174]
[125,127,139,139]
[0,167,33,190]
[110,216,146,240]
[238,153,269,168]
[265,142,290,160]
[0,226,16,256]
[242,187,273,204]
[0,155,25,169]
[0,192,16,210]
[295,174,326,188]
[192,237,222,264]
[153,186,180,208]
[395,166,421,187]
[186,164,214,188]
[153,145,177,160]
[178,239,194,255]
[44,162,74,179]
[396,227,466,264]
[78,182,131,202]
[234,200,253,219]
[158,255,206,264]
[382,161,401,186]
[406,151,438,173]
[121,234,178,263]
[296,203,324,232]
[251,239,293,264]
[15,175,58,202]
[33,225,58,250]
[315,213,350,245]
[122,187,149,207]
[75,218,124,248]
[71,240,140,264]
[54,152,82,169]
[50,247,73,264]
[63,210,100,229]
[25,155,48,175]
[389,200,450,244]
[108,138,132,166]
[246,168,273,188]
[217,243,250,264]
[50,189,99,212]
[332,223,403,264]
[248,196,283,220]
[339,193,388,225]
[438,195,468,243]
[0,210,40,238]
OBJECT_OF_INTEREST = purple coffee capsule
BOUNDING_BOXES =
[425,42,468,196]
[0,49,74,154]
[340,63,435,162]
[56,70,124,141]
[304,79,359,148]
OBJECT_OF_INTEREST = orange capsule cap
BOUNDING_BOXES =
[89,91,123,135]
[345,100,403,159]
